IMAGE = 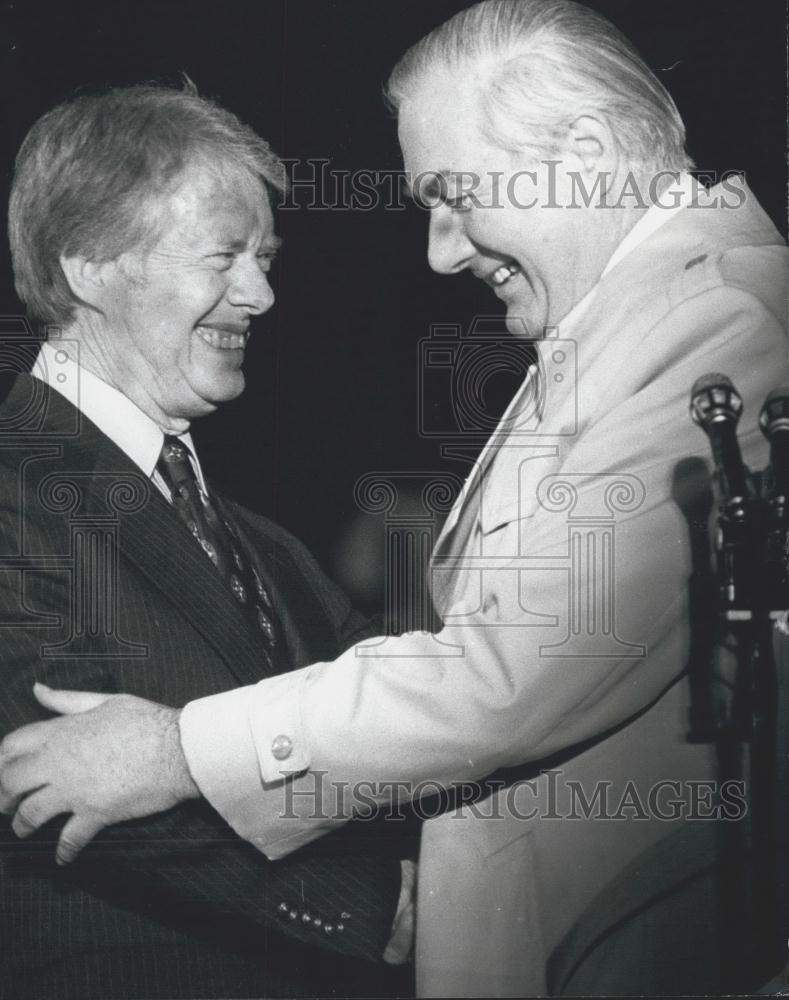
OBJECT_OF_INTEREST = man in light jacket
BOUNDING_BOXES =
[1,1,786,995]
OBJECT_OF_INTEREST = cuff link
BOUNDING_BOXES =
[270,734,293,761]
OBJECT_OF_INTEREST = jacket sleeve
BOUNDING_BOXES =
[0,514,400,965]
[180,281,787,859]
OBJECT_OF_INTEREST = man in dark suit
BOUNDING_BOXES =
[0,84,404,999]
[3,3,784,996]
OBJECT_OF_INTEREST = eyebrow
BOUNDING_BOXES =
[217,234,284,252]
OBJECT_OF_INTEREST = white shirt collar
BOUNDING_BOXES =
[31,338,205,490]
[601,171,697,278]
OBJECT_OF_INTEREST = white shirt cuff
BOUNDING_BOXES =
[179,672,336,858]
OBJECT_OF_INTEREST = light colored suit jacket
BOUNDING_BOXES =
[183,182,787,995]
[413,182,787,995]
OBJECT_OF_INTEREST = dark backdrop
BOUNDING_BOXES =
[1,0,785,601]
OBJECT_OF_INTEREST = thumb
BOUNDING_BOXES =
[33,682,114,715]
[56,812,107,866]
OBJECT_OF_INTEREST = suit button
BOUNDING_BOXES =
[336,923,345,934]
[313,917,322,928]
[288,909,298,921]
[324,924,335,935]
[277,902,289,916]
[271,735,293,761]
[301,913,313,926]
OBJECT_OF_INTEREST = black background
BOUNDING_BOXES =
[1,0,785,604]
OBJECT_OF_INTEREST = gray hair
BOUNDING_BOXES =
[386,0,693,176]
[8,82,286,329]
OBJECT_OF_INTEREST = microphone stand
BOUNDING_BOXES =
[757,390,789,985]
[690,377,787,987]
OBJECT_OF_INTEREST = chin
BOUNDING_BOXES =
[212,370,246,398]
[505,312,543,339]
[223,377,246,403]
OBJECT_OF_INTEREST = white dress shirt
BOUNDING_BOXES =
[31,338,206,498]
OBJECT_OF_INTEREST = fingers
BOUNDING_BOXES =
[0,720,51,764]
[11,789,105,864]
[382,899,415,965]
[11,786,65,838]
[33,682,112,715]
[56,814,106,866]
[5,779,105,865]
[1,747,61,815]
[383,857,417,965]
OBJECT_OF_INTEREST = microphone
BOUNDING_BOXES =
[759,387,789,613]
[759,387,789,509]
[690,373,749,506]
[690,373,753,615]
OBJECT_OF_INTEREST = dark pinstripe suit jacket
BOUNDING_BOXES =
[0,374,404,1000]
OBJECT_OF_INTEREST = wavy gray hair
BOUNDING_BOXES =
[9,82,286,329]
[387,0,693,176]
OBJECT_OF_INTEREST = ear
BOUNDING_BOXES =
[565,114,617,176]
[58,254,117,310]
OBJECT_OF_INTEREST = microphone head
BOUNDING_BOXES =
[690,373,743,429]
[759,386,789,440]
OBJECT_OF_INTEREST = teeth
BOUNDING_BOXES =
[490,264,520,287]
[196,327,249,350]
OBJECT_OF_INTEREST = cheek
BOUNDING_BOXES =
[465,210,504,251]
[181,269,228,311]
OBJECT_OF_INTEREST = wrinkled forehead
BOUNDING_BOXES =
[149,163,273,243]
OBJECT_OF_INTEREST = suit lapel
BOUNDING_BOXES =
[118,494,277,687]
[431,361,561,607]
[8,376,274,687]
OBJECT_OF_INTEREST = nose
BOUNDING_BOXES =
[427,205,475,275]
[228,257,275,315]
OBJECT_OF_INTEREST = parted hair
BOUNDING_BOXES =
[386,0,692,175]
[8,82,286,328]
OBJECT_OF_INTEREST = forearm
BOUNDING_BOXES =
[180,525,689,859]
[182,290,785,857]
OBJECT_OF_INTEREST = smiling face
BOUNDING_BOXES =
[398,68,621,337]
[80,166,279,430]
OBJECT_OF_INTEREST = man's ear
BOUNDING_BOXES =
[566,114,617,176]
[58,254,116,310]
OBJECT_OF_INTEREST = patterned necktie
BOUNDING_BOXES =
[156,435,280,660]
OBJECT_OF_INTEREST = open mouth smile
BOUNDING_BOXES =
[488,262,521,287]
[195,326,249,350]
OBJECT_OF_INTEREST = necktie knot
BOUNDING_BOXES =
[157,436,197,493]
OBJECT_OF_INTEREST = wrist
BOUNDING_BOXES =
[165,708,200,801]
